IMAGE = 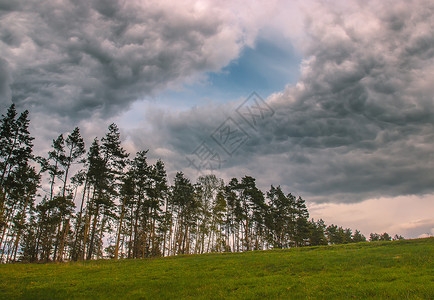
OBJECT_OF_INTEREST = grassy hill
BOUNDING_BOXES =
[0,238,433,299]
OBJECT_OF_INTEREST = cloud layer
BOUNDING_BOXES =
[1,0,434,210]
[0,0,273,121]
[124,0,434,203]
[265,0,434,201]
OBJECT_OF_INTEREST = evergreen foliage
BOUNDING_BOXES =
[0,105,403,262]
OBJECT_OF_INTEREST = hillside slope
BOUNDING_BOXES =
[0,238,433,299]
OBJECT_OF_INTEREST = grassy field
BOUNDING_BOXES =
[0,238,433,299]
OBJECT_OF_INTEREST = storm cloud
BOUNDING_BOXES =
[0,0,258,121]
[126,0,434,203]
[264,0,434,202]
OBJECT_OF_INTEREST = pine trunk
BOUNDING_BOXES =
[114,197,126,259]
[87,203,100,260]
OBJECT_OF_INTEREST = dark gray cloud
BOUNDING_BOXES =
[262,0,434,202]
[0,0,245,123]
[0,57,12,109]
[127,0,434,203]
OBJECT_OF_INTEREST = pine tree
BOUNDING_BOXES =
[0,106,34,242]
[352,230,366,242]
[37,134,77,261]
[308,219,328,246]
[0,104,18,188]
[19,211,38,262]
[69,170,87,261]
[114,161,134,260]
[293,196,309,247]
[85,138,107,260]
[223,178,241,252]
[60,127,85,198]
[97,124,128,259]
[266,186,295,248]
[4,164,40,262]
[56,127,85,261]
[83,125,129,260]
[379,232,392,241]
[393,234,404,240]
[129,150,150,258]
[0,105,35,262]
[147,159,168,257]
[171,172,197,255]
[369,233,380,241]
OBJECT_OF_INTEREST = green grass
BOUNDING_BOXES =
[1,238,433,299]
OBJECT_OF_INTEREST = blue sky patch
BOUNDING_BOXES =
[156,34,302,108]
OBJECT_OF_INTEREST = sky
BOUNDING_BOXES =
[1,0,434,239]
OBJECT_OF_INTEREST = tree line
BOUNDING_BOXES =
[0,104,404,263]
